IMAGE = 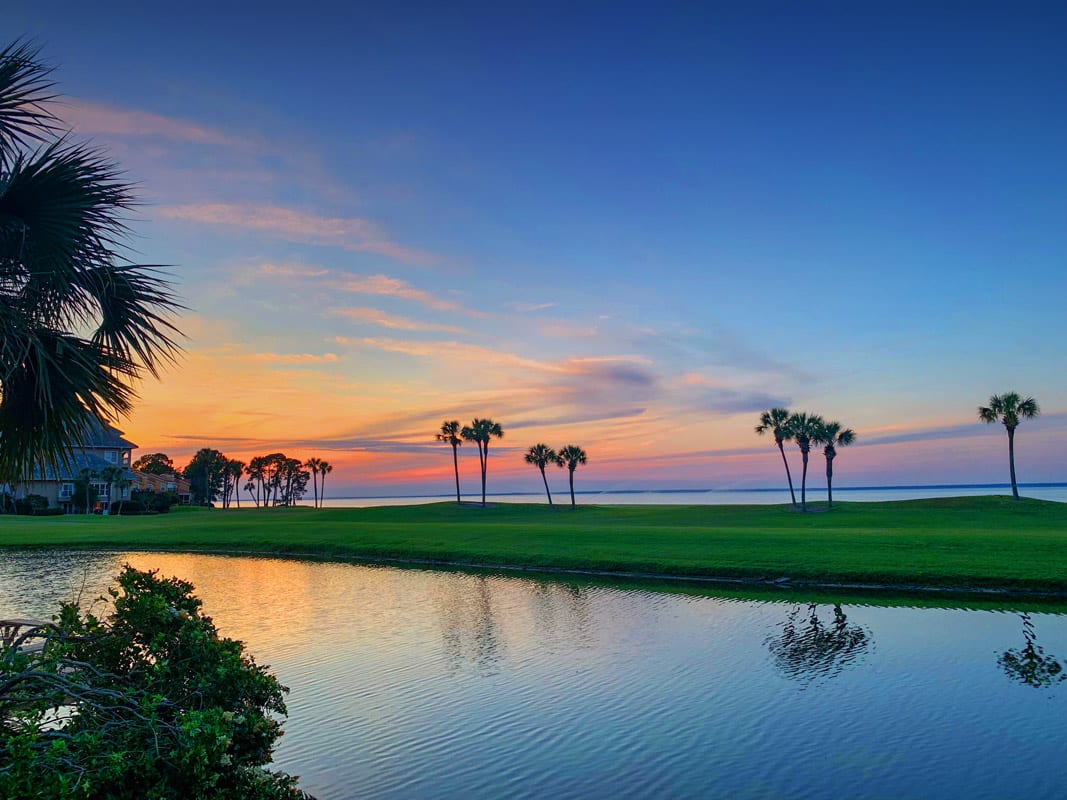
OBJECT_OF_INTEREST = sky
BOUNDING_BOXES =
[9,2,1067,496]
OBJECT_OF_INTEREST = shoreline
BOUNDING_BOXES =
[4,497,1067,599]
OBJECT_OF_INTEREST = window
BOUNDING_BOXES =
[105,450,117,463]
[60,483,74,499]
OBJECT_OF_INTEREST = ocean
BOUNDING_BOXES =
[306,483,1067,508]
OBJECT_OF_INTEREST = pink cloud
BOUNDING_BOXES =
[339,274,473,313]
[161,203,439,267]
[331,306,468,333]
[63,99,244,146]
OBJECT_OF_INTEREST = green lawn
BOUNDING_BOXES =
[2,496,1066,593]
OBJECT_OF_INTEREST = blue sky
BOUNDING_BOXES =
[8,2,1067,494]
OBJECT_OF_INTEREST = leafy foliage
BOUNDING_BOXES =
[183,448,229,505]
[0,566,312,798]
[0,40,182,483]
[132,452,176,475]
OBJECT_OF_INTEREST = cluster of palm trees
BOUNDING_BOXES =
[523,444,588,508]
[436,419,503,507]
[304,458,333,508]
[755,409,855,511]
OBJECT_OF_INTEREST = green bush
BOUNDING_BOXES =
[14,494,49,515]
[109,500,146,515]
[0,567,313,798]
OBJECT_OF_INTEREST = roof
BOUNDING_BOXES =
[30,452,136,482]
[75,423,138,451]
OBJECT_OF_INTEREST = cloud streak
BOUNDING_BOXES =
[161,203,439,266]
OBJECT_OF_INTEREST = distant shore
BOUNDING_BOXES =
[3,496,1067,596]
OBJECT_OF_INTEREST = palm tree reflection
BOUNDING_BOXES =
[998,613,1066,689]
[767,603,871,685]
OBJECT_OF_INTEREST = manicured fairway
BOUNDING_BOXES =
[2,496,1066,593]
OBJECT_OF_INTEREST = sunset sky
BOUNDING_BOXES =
[10,3,1067,495]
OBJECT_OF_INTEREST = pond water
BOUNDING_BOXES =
[2,550,1066,799]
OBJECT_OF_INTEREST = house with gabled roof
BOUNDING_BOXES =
[20,424,137,512]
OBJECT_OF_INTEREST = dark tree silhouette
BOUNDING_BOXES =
[131,453,175,475]
[524,444,562,505]
[0,41,181,483]
[978,392,1040,500]
[304,457,323,508]
[461,418,503,507]
[812,420,856,509]
[558,445,587,509]
[755,408,798,507]
[786,413,824,512]
[436,421,463,504]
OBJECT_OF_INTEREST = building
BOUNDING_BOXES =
[20,424,136,513]
[130,470,192,505]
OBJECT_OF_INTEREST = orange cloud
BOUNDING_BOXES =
[339,274,473,313]
[247,352,341,364]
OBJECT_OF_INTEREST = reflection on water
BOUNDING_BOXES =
[2,551,1067,800]
[999,613,1066,689]
[766,604,872,686]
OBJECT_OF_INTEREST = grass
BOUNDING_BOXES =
[2,496,1066,595]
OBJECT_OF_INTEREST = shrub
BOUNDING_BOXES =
[14,494,49,515]
[0,567,313,798]
[109,500,146,515]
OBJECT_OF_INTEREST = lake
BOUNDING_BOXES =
[2,550,1066,799]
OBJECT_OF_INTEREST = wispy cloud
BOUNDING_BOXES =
[339,274,472,313]
[248,352,341,364]
[63,99,245,146]
[329,306,468,333]
[161,203,439,266]
[508,301,556,313]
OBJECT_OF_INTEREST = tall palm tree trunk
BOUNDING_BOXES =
[1007,426,1019,500]
[800,450,809,512]
[311,470,318,508]
[569,469,576,509]
[778,440,797,506]
[540,466,553,505]
[481,443,489,507]
[452,444,461,504]
[825,454,835,509]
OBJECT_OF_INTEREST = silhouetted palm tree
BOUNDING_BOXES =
[787,412,824,512]
[0,41,181,483]
[813,420,855,509]
[461,418,503,507]
[558,445,587,509]
[318,461,333,507]
[755,408,798,507]
[524,444,562,505]
[436,421,463,504]
[305,457,323,508]
[227,459,245,508]
[978,392,1040,500]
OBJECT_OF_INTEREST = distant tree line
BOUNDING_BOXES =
[179,449,332,508]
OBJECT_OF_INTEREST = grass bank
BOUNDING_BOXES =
[2,496,1066,594]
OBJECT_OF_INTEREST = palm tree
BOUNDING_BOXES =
[98,465,120,511]
[755,408,798,507]
[0,41,182,483]
[436,421,463,504]
[978,392,1040,500]
[524,444,562,505]
[113,472,131,515]
[227,459,246,508]
[461,418,504,507]
[787,412,824,513]
[78,467,97,514]
[812,420,856,510]
[318,461,333,507]
[558,445,587,509]
[305,457,323,508]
